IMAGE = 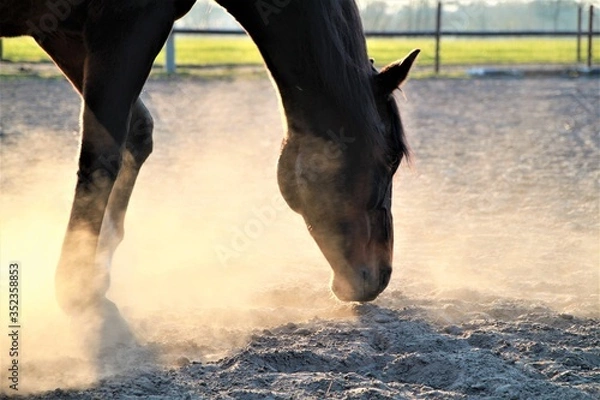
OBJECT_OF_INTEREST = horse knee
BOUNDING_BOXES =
[127,110,154,165]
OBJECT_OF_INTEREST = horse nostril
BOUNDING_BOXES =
[361,269,369,281]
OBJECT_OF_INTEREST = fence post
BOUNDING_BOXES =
[0,39,3,61]
[577,5,582,63]
[435,1,442,74]
[165,30,176,74]
[588,5,594,68]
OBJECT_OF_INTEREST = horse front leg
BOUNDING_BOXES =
[96,99,154,271]
[55,7,175,318]
[54,101,127,316]
[33,35,109,315]
[57,112,143,361]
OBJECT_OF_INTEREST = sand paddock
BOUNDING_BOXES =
[0,74,598,399]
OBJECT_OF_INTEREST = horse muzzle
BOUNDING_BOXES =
[331,263,392,302]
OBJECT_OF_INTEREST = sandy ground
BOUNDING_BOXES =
[0,72,598,399]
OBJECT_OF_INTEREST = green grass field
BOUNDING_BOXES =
[1,35,598,70]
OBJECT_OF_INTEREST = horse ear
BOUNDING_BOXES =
[376,49,420,94]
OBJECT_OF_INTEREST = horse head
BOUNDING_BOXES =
[278,49,420,302]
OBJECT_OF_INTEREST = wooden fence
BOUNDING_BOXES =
[163,2,596,74]
[0,3,596,73]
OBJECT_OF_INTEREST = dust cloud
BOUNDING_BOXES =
[392,77,599,321]
[0,76,598,395]
[0,77,354,394]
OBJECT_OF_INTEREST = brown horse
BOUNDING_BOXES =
[1,1,419,317]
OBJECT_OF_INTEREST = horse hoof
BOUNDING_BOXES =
[72,298,138,358]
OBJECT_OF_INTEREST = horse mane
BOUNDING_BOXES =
[388,95,411,165]
[222,0,408,161]
[291,0,407,160]
[298,0,382,140]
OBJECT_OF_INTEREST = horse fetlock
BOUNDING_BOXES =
[55,232,111,314]
[55,264,110,315]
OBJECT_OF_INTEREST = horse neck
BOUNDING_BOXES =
[216,0,379,139]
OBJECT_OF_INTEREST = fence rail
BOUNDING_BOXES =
[162,2,596,74]
[172,28,600,37]
[0,3,596,73]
